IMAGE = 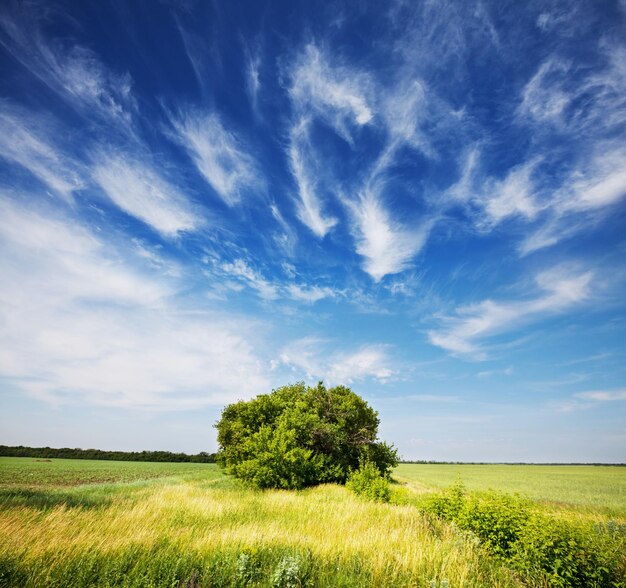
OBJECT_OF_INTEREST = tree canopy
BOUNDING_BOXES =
[215,382,398,489]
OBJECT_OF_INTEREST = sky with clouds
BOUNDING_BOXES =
[1,0,625,462]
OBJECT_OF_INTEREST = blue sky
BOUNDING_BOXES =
[1,0,625,462]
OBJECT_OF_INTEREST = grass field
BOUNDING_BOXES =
[0,458,624,587]
[0,457,211,488]
[395,463,626,518]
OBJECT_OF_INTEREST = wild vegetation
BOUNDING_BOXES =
[1,457,624,587]
[0,458,521,588]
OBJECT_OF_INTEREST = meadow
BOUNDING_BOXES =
[0,458,624,587]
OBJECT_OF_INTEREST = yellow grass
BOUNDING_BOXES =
[0,465,523,587]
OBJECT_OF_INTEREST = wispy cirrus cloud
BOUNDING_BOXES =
[0,104,83,201]
[91,152,202,238]
[520,144,626,255]
[220,258,278,300]
[0,2,136,126]
[169,110,260,207]
[285,43,375,239]
[428,267,594,358]
[512,42,626,253]
[478,159,542,227]
[289,44,374,142]
[220,257,338,303]
[345,187,432,282]
[287,118,338,237]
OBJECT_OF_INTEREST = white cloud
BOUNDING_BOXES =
[220,258,337,303]
[479,160,541,226]
[346,188,432,282]
[445,147,480,203]
[170,110,259,206]
[554,389,626,412]
[0,5,135,125]
[278,338,395,385]
[379,79,436,159]
[92,153,201,238]
[221,259,278,300]
[288,119,338,237]
[0,196,271,410]
[428,267,594,358]
[518,46,626,136]
[289,44,373,143]
[270,203,297,255]
[564,148,626,212]
[518,59,571,124]
[574,390,626,402]
[328,346,395,384]
[520,146,626,254]
[286,284,336,303]
[0,105,83,201]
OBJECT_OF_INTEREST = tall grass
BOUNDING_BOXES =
[0,465,522,587]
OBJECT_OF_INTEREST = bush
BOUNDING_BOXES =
[457,491,530,557]
[511,515,626,588]
[346,461,391,502]
[423,480,466,520]
[423,483,626,588]
[425,483,530,555]
[215,382,397,489]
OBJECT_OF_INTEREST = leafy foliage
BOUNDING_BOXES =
[423,482,626,587]
[215,382,398,489]
[346,461,391,502]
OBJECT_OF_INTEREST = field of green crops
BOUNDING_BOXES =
[0,458,624,587]
[395,463,626,518]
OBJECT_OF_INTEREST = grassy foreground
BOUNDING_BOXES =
[0,458,522,587]
[1,458,625,587]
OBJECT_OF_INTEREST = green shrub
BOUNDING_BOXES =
[457,491,530,557]
[215,382,398,489]
[423,480,466,520]
[346,461,391,502]
[423,482,626,588]
[511,514,626,588]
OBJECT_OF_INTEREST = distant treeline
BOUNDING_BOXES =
[401,460,625,466]
[0,445,217,463]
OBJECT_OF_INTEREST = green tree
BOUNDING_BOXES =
[215,381,398,489]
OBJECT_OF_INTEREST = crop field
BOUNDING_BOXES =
[395,463,626,518]
[0,457,212,488]
[0,458,624,587]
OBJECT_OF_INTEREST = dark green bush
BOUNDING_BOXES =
[346,461,391,502]
[215,382,398,489]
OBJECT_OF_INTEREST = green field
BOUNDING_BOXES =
[0,457,210,488]
[0,458,624,587]
[395,463,626,518]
